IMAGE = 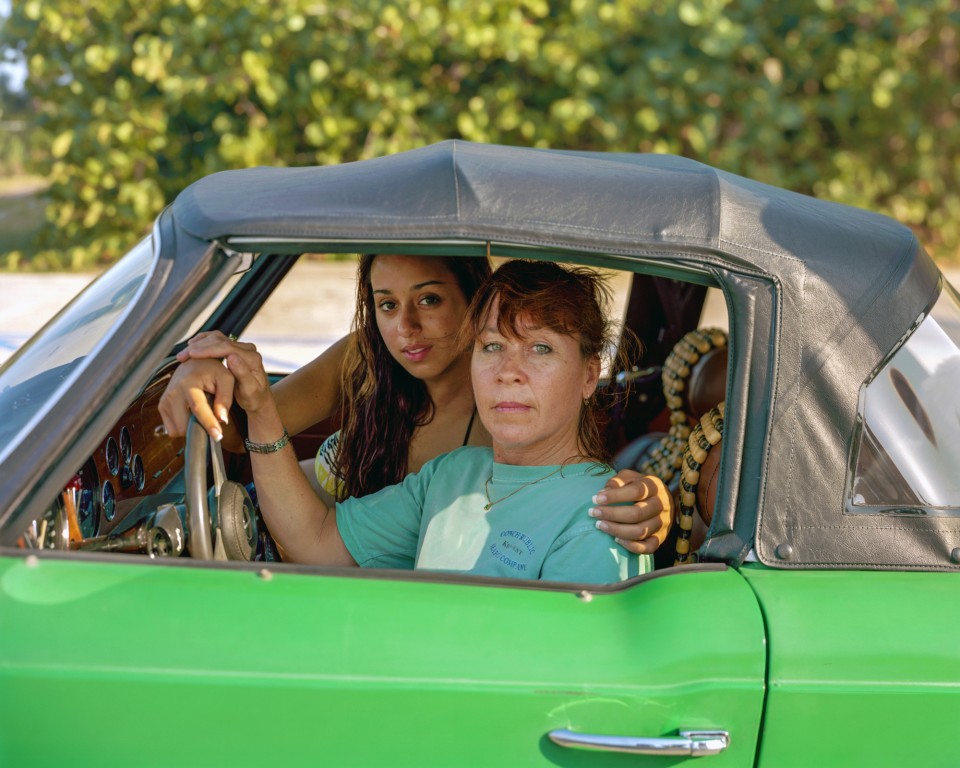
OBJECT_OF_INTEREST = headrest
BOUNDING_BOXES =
[624,328,728,490]
[686,346,728,420]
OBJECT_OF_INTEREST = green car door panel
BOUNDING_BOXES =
[0,556,766,767]
[743,566,960,767]
[5,143,960,768]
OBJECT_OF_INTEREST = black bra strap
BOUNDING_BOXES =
[462,408,477,446]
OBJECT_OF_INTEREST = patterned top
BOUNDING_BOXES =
[314,430,344,500]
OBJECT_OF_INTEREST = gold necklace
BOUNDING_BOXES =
[483,466,564,511]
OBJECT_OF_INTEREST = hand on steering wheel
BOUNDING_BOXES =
[159,331,272,442]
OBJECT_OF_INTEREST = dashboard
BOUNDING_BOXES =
[19,361,187,552]
[17,360,335,558]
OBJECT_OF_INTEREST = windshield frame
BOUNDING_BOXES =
[0,234,158,466]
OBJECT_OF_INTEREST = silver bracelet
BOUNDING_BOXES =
[244,429,290,454]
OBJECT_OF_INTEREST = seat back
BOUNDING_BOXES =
[614,328,727,488]
[686,345,727,420]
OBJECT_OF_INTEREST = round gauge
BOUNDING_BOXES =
[105,437,120,475]
[77,487,98,538]
[102,480,116,522]
[132,455,145,491]
[119,426,133,464]
[70,458,101,539]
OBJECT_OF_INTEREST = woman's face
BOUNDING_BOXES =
[471,297,601,465]
[370,255,470,384]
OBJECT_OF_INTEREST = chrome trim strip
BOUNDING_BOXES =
[221,237,714,280]
[225,237,497,246]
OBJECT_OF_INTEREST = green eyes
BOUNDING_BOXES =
[481,342,552,354]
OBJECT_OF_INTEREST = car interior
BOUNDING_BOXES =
[15,251,730,576]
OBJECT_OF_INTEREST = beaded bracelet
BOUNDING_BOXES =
[244,429,290,454]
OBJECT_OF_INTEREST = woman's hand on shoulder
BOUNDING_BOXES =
[589,470,673,555]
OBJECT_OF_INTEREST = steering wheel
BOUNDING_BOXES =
[184,416,258,560]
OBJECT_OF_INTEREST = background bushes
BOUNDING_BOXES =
[1,0,957,268]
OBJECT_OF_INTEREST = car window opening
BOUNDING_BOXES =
[9,250,730,584]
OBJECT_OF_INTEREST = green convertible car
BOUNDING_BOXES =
[1,142,958,767]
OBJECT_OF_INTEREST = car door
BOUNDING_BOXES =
[743,566,960,768]
[0,555,765,767]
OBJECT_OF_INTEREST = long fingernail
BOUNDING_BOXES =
[595,520,608,532]
[217,406,229,424]
[211,428,223,442]
[588,507,601,518]
[592,493,607,505]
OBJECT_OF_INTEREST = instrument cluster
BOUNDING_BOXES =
[19,363,188,553]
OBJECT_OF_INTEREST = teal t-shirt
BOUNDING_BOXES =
[336,446,651,584]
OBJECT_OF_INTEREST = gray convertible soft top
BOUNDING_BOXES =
[171,140,951,570]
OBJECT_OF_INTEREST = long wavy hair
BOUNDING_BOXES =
[333,254,492,500]
[465,259,637,465]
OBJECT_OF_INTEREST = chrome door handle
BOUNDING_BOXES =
[548,728,729,756]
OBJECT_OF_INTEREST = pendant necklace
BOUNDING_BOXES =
[483,466,564,511]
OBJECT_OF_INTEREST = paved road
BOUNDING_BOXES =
[0,261,359,370]
[0,272,99,365]
[3,262,958,368]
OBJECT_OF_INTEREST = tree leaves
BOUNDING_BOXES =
[1,0,958,268]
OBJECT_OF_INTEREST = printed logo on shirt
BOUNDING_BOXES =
[488,529,536,572]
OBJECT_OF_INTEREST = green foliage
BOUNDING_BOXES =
[1,0,958,268]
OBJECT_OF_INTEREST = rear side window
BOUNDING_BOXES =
[849,281,960,514]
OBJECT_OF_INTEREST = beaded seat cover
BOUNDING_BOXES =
[637,328,728,488]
